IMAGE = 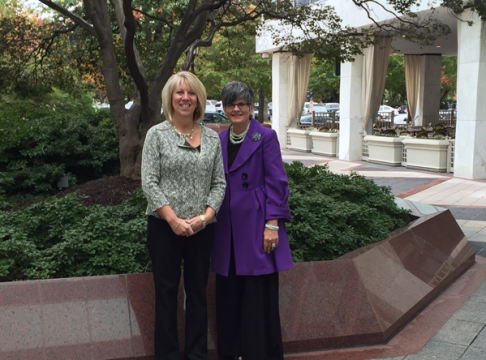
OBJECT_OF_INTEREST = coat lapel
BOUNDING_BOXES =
[220,128,230,174]
[229,119,263,172]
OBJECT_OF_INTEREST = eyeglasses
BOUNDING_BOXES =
[226,102,248,110]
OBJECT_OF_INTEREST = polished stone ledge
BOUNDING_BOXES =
[0,210,474,360]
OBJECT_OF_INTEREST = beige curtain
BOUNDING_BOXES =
[404,55,422,125]
[287,54,312,127]
[361,37,392,134]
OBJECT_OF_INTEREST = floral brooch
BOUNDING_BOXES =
[252,133,261,142]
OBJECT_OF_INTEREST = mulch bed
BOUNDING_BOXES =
[12,175,141,210]
[58,175,141,207]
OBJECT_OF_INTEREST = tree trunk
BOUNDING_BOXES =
[258,88,265,124]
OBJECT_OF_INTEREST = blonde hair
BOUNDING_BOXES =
[161,71,206,123]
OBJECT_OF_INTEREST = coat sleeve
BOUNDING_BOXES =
[262,130,291,222]
[206,138,226,216]
[141,128,170,213]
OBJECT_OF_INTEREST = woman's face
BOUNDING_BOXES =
[171,80,197,119]
[224,97,252,127]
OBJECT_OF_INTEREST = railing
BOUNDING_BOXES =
[447,139,455,173]
[362,136,369,161]
[402,143,407,166]
[439,110,456,124]
[300,111,339,129]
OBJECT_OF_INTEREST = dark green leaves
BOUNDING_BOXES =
[284,162,410,262]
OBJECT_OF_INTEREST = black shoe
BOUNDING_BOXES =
[219,355,238,360]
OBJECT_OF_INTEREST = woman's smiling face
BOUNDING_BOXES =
[225,98,252,129]
[171,80,197,119]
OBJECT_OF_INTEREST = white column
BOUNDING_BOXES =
[271,52,291,146]
[339,55,364,160]
[416,55,442,126]
[454,10,486,179]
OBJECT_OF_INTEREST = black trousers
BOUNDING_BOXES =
[147,216,214,360]
[215,244,284,360]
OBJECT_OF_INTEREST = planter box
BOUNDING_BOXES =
[287,128,312,152]
[310,131,338,156]
[364,135,404,166]
[403,138,451,172]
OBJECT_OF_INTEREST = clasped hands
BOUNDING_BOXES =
[170,216,205,237]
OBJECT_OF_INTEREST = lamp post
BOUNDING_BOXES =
[190,47,199,73]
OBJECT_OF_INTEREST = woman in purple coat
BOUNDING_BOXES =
[211,82,293,360]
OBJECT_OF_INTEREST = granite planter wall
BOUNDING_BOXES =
[0,207,474,360]
[364,135,404,166]
[402,138,451,172]
[310,131,338,157]
[287,128,312,152]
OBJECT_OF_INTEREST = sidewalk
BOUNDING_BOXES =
[281,150,486,360]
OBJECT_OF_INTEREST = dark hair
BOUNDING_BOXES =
[220,82,255,107]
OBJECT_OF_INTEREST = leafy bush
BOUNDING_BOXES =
[0,190,148,281]
[284,162,410,262]
[0,87,95,122]
[0,162,411,282]
[0,109,119,203]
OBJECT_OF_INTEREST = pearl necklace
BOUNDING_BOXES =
[172,124,194,140]
[229,122,250,144]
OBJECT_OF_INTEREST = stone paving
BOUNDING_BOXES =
[282,150,486,360]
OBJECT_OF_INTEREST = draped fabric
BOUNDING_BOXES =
[287,54,312,127]
[404,55,422,125]
[361,37,392,134]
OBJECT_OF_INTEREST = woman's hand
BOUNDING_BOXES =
[186,216,204,234]
[169,217,194,237]
[186,207,216,235]
[263,221,279,254]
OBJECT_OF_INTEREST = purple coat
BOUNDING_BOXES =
[211,119,294,276]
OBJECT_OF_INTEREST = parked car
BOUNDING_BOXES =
[299,113,329,125]
[378,105,400,116]
[254,104,270,121]
[206,100,218,106]
[215,101,224,113]
[125,101,163,114]
[324,103,340,112]
[311,106,328,114]
[202,112,229,124]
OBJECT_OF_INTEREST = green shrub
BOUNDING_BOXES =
[0,190,148,281]
[0,87,95,122]
[284,162,410,262]
[0,162,411,282]
[0,110,119,202]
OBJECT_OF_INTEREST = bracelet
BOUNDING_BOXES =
[265,223,279,231]
[174,219,181,229]
[199,215,206,229]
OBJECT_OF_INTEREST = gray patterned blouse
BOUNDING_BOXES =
[141,121,226,221]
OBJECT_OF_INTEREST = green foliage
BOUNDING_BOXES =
[0,161,411,282]
[0,87,95,121]
[0,110,119,202]
[383,56,406,107]
[284,162,410,262]
[0,190,149,281]
[308,57,340,103]
[196,22,272,101]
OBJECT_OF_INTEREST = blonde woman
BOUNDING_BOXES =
[142,71,226,360]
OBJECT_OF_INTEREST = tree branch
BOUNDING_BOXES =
[37,0,97,38]
[121,0,148,108]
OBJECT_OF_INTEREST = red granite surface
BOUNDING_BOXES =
[0,210,475,360]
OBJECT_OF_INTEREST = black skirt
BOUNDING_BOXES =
[215,240,284,360]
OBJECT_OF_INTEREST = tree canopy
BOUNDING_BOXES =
[2,0,480,178]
